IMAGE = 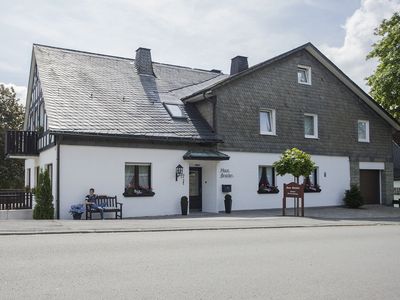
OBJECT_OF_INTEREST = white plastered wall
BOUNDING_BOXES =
[24,147,57,215]
[216,152,350,211]
[49,144,351,219]
[59,145,189,219]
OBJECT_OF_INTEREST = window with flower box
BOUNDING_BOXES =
[258,166,279,194]
[303,168,321,193]
[123,163,154,197]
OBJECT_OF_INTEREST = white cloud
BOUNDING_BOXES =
[0,83,28,105]
[321,0,400,91]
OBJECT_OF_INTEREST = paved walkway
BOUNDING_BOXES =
[0,205,400,235]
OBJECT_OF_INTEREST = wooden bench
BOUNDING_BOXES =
[85,196,123,220]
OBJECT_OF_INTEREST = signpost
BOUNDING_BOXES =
[282,182,305,217]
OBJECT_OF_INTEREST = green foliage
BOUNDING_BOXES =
[367,12,400,121]
[273,148,315,180]
[0,84,25,188]
[343,185,364,208]
[33,169,54,219]
[181,196,188,203]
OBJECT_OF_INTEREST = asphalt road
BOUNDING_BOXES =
[1,226,399,299]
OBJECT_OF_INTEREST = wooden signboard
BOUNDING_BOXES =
[282,182,305,217]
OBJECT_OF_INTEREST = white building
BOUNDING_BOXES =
[6,43,399,219]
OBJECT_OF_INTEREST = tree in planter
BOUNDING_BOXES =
[273,148,315,183]
[33,169,54,219]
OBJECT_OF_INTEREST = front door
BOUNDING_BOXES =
[360,170,380,204]
[189,167,202,211]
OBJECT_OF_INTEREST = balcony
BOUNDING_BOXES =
[5,131,38,158]
[5,130,56,158]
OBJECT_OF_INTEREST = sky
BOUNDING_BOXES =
[0,0,399,105]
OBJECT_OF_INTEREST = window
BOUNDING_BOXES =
[303,168,321,193]
[358,120,370,142]
[258,166,279,193]
[297,65,311,85]
[26,169,31,189]
[164,103,185,119]
[260,110,276,135]
[304,114,318,138]
[35,166,40,187]
[124,163,154,197]
[46,164,53,191]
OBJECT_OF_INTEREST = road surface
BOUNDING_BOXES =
[1,225,399,299]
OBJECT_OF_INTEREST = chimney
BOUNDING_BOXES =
[230,55,248,75]
[135,47,154,75]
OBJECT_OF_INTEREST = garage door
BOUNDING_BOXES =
[359,170,380,204]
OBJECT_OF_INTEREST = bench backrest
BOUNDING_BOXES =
[94,196,117,207]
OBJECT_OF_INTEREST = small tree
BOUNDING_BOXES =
[273,148,315,183]
[343,185,364,208]
[33,169,54,219]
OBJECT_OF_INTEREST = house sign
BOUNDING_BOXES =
[220,168,233,178]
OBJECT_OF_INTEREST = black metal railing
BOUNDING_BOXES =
[5,131,38,156]
[0,190,33,210]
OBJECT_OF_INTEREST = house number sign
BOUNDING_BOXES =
[220,168,233,178]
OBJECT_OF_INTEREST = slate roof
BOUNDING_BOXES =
[33,44,228,142]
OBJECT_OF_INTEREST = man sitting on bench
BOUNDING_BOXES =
[85,188,105,220]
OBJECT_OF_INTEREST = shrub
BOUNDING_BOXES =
[181,196,188,203]
[224,194,232,201]
[33,169,54,219]
[343,185,364,208]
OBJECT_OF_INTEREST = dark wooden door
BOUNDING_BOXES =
[359,170,380,204]
[189,167,202,210]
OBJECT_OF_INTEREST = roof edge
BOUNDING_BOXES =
[33,43,225,75]
[50,130,223,144]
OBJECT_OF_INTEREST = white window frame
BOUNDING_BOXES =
[357,120,370,143]
[260,109,276,135]
[304,113,318,139]
[297,65,312,85]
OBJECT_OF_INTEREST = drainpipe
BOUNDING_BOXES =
[56,135,62,219]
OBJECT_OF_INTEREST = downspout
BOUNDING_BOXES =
[56,135,62,219]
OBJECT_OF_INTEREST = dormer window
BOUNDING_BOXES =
[298,65,311,85]
[164,104,186,119]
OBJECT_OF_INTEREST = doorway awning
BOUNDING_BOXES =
[183,150,230,161]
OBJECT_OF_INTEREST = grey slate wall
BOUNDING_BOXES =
[195,100,215,129]
[213,49,394,203]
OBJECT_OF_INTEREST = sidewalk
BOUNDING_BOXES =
[0,206,400,235]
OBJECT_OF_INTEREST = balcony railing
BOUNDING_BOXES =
[5,131,38,156]
[0,190,33,210]
[5,130,55,157]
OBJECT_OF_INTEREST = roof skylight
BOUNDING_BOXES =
[165,104,185,119]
